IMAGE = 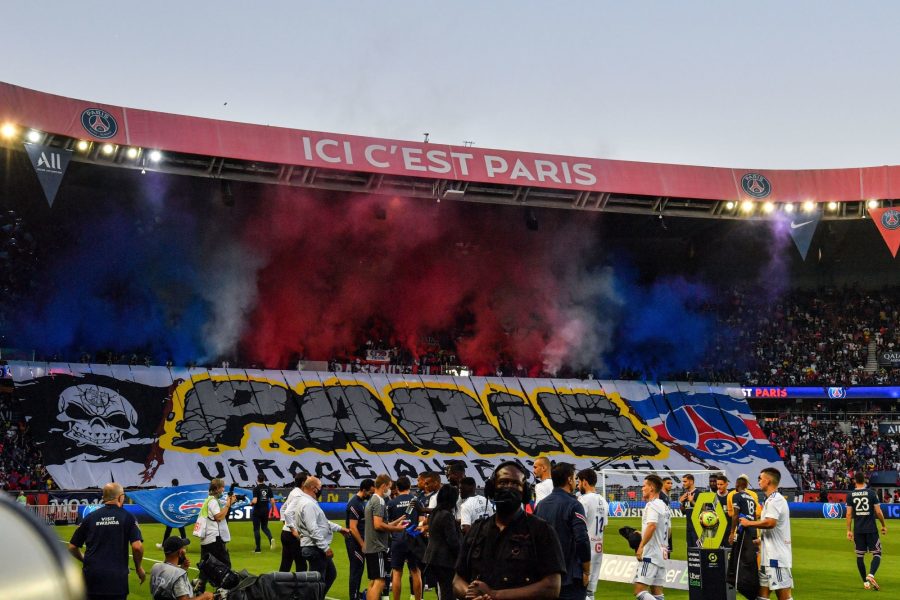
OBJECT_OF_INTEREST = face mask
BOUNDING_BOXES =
[493,488,523,516]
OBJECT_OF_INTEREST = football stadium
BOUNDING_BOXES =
[1,77,899,600]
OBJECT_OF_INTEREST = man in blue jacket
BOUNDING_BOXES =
[534,462,591,600]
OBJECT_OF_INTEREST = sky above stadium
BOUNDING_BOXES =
[3,1,900,170]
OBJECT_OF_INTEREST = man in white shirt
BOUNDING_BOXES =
[296,476,350,595]
[533,457,553,506]
[577,468,608,600]
[280,472,308,572]
[634,474,670,600]
[458,477,494,535]
[740,468,793,600]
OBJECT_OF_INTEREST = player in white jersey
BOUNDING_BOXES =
[740,467,793,600]
[577,468,609,600]
[634,474,670,600]
[533,457,553,506]
[458,477,495,534]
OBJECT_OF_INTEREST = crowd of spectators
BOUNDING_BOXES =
[0,390,54,492]
[760,414,900,492]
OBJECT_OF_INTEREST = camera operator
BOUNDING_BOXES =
[194,478,237,594]
[149,537,213,600]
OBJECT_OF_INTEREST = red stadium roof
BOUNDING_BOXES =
[1,81,895,219]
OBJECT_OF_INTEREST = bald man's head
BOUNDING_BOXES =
[102,482,124,504]
[302,476,323,498]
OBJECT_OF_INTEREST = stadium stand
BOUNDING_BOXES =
[0,390,54,491]
[760,414,900,492]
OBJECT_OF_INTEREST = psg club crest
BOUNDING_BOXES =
[822,503,845,519]
[827,387,847,399]
[881,209,900,230]
[741,173,772,199]
[609,501,628,517]
[80,108,118,139]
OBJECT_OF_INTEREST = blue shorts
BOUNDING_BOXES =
[390,538,420,571]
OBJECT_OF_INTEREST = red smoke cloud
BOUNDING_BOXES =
[241,187,597,373]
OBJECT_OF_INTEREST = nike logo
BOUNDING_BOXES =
[790,220,814,229]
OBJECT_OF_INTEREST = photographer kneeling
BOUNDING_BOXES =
[150,537,214,600]
[195,478,237,593]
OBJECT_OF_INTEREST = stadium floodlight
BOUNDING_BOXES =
[76,140,89,151]
[784,203,795,213]
[740,200,755,213]
[762,201,774,214]
[101,143,115,155]
[802,200,816,213]
[148,150,162,162]
[827,201,838,211]
[442,188,465,200]
[26,130,41,143]
[0,123,17,139]
[126,147,139,159]
[725,201,735,210]
[868,199,880,209]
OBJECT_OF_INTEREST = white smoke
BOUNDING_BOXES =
[542,265,622,375]
[198,241,265,361]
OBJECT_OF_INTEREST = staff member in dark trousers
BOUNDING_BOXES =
[387,477,423,600]
[280,472,308,572]
[347,479,375,600]
[251,474,276,553]
[534,462,591,600]
[68,482,146,600]
[454,461,566,600]
[423,485,461,600]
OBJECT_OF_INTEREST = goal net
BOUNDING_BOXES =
[599,468,726,505]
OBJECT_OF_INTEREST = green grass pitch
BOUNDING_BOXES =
[53,517,896,599]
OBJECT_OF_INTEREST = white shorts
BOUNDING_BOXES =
[759,566,793,591]
[634,559,666,586]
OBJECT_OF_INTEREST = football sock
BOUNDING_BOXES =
[654,595,665,600]
[636,592,655,600]
[857,556,867,581]
[870,554,881,575]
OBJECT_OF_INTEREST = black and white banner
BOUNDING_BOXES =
[8,362,789,489]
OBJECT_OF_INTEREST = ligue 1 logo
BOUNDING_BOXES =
[741,173,772,199]
[881,209,900,230]
[80,107,118,139]
[822,503,844,519]
[827,387,847,399]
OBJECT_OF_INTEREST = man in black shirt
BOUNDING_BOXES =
[533,462,591,600]
[679,474,700,549]
[346,479,375,600]
[847,472,887,591]
[251,474,275,553]
[387,476,423,600]
[454,462,566,600]
[68,482,145,600]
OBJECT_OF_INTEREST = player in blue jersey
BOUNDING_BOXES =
[847,472,887,591]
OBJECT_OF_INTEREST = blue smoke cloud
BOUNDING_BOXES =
[604,272,716,379]
[7,200,208,364]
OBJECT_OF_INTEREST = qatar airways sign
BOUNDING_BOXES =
[299,134,598,188]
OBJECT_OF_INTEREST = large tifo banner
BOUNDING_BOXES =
[7,363,791,489]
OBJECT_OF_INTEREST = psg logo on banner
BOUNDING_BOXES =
[827,387,847,399]
[882,209,900,230]
[822,503,845,519]
[740,173,772,199]
[80,108,118,139]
